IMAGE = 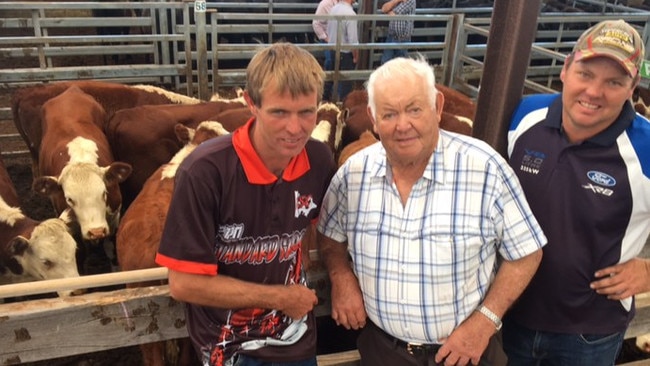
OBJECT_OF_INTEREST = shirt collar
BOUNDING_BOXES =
[545,94,635,146]
[232,118,311,184]
[372,134,445,185]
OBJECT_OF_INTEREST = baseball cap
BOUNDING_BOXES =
[572,19,645,78]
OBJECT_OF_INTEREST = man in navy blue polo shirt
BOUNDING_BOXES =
[505,19,650,366]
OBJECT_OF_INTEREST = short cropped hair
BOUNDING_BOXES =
[366,55,438,117]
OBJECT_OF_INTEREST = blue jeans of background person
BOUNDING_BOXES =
[232,354,317,366]
[381,35,409,65]
[502,317,624,366]
[317,39,333,71]
[324,52,354,102]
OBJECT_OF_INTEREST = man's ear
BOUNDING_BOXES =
[435,90,445,120]
[243,90,259,117]
[367,106,379,135]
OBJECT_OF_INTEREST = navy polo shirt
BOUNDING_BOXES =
[507,94,650,334]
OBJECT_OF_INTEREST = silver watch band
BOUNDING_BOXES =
[477,304,502,331]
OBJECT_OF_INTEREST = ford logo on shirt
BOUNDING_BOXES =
[587,171,616,187]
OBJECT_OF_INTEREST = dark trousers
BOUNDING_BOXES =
[358,321,496,366]
[324,52,354,102]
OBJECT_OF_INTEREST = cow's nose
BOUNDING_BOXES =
[87,228,107,240]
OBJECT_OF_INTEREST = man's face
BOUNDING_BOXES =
[560,56,636,142]
[368,74,444,168]
[245,82,319,169]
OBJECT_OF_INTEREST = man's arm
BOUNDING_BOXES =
[312,2,330,41]
[435,249,543,366]
[381,0,404,14]
[318,231,367,329]
[167,269,318,320]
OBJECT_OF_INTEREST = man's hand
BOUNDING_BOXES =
[330,270,367,329]
[279,284,318,320]
[434,312,494,366]
[591,258,650,300]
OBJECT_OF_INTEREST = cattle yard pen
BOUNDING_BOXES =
[2,1,650,365]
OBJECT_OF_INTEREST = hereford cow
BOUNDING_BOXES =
[116,121,229,366]
[33,86,132,248]
[11,80,198,176]
[340,89,370,149]
[0,153,80,296]
[105,97,247,209]
[313,102,344,154]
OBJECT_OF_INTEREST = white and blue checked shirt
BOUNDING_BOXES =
[318,130,546,344]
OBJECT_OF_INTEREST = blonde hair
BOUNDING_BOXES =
[246,43,325,106]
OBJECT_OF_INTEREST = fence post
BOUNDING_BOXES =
[472,0,542,157]
[183,2,194,96]
[194,0,209,100]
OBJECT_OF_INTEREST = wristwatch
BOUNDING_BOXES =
[476,305,502,331]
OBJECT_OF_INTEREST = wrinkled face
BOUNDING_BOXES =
[16,218,79,296]
[369,74,444,169]
[59,163,112,241]
[560,56,636,142]
[245,82,319,173]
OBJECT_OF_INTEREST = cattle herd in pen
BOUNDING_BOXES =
[0,80,474,363]
[1,78,477,293]
[4,79,650,364]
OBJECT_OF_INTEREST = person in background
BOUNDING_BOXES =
[317,56,547,366]
[312,0,338,72]
[326,0,358,101]
[380,0,416,65]
[155,42,336,366]
[504,19,650,366]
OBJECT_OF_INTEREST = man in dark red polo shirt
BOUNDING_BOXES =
[156,43,336,366]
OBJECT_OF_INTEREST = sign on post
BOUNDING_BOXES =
[195,0,206,13]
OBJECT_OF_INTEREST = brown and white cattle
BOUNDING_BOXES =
[105,97,247,209]
[11,80,198,175]
[340,89,370,149]
[337,130,380,167]
[116,121,229,366]
[0,153,80,296]
[312,102,344,154]
[33,85,132,243]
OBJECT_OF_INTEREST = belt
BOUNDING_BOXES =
[371,322,441,356]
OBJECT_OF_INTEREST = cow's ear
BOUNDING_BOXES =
[59,207,75,223]
[104,162,132,184]
[58,209,81,239]
[342,108,350,122]
[32,176,61,196]
[6,257,24,275]
[8,236,30,256]
[174,123,193,145]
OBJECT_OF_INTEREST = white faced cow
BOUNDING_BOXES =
[0,154,80,296]
[32,85,132,243]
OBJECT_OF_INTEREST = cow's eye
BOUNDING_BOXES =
[103,191,108,203]
[42,259,54,269]
[66,197,75,207]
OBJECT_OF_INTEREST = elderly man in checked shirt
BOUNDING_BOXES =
[317,56,547,366]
